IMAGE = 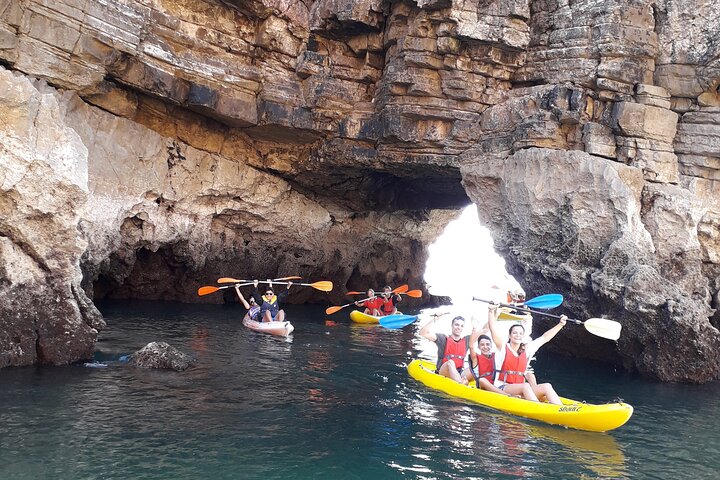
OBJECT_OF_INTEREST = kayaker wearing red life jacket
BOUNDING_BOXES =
[355,289,383,316]
[420,314,475,385]
[379,285,402,316]
[252,280,291,322]
[487,303,566,404]
[464,334,511,395]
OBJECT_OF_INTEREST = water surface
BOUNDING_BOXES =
[0,301,718,479]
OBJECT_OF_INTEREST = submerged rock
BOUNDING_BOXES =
[126,342,196,371]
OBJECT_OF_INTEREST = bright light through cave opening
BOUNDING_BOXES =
[423,204,523,318]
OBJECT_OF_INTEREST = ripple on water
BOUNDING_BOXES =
[0,302,718,479]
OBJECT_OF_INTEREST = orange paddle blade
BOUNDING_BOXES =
[310,281,334,292]
[217,277,244,284]
[346,291,364,295]
[325,306,344,315]
[404,289,422,298]
[198,286,220,296]
[275,276,302,281]
[393,284,409,294]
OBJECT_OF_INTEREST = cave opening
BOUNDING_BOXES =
[423,204,521,307]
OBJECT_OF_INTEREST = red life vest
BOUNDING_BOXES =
[439,336,469,370]
[497,344,528,384]
[476,353,495,380]
[380,297,395,314]
[363,297,383,311]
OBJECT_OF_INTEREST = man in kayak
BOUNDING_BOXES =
[234,285,261,322]
[252,280,292,322]
[355,289,383,316]
[487,303,566,404]
[378,285,402,316]
[420,314,475,385]
[465,334,518,396]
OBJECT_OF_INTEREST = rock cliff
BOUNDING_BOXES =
[0,0,718,382]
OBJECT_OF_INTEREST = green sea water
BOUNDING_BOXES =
[0,301,718,479]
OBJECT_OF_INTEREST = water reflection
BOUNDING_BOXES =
[526,424,628,479]
[0,301,715,480]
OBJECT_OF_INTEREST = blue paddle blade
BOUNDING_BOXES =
[379,314,418,329]
[524,294,563,309]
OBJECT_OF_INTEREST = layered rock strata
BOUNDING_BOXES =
[0,0,718,381]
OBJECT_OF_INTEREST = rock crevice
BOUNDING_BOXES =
[0,0,718,382]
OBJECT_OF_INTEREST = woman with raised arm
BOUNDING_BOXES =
[487,303,566,404]
[234,285,261,322]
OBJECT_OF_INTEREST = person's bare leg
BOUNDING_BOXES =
[275,309,285,322]
[438,361,467,384]
[478,378,510,395]
[503,383,539,401]
[533,383,562,405]
[262,311,273,322]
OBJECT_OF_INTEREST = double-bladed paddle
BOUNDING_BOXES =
[197,282,253,296]
[218,276,302,284]
[472,297,622,341]
[379,314,419,329]
[520,293,564,309]
[328,285,411,315]
[325,296,374,315]
[347,284,411,295]
[218,277,333,292]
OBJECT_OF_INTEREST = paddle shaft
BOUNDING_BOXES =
[475,297,604,327]
[474,297,573,320]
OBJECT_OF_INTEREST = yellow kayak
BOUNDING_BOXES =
[350,310,380,324]
[498,307,532,322]
[407,359,633,432]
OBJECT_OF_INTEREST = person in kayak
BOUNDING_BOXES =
[234,285,261,322]
[464,334,520,396]
[487,303,566,404]
[420,314,475,385]
[252,280,292,322]
[355,289,383,316]
[378,285,402,316]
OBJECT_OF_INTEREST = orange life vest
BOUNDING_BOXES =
[380,297,396,314]
[497,344,528,384]
[476,353,495,380]
[436,335,470,371]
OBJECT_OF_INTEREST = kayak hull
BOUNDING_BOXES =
[408,359,633,432]
[498,307,532,322]
[350,310,380,324]
[243,317,294,336]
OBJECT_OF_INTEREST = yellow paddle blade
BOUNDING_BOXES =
[310,281,334,292]
[404,289,422,298]
[584,318,622,341]
[325,306,343,315]
[217,277,244,284]
[393,284,409,294]
[197,286,220,296]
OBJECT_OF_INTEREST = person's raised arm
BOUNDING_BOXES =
[234,286,250,310]
[419,314,440,342]
[468,316,482,364]
[251,279,262,305]
[533,314,567,349]
[487,303,505,351]
[277,281,291,302]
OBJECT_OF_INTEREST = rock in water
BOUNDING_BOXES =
[127,342,195,371]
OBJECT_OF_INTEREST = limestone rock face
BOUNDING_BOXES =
[0,1,718,381]
[0,69,103,367]
[127,342,195,371]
